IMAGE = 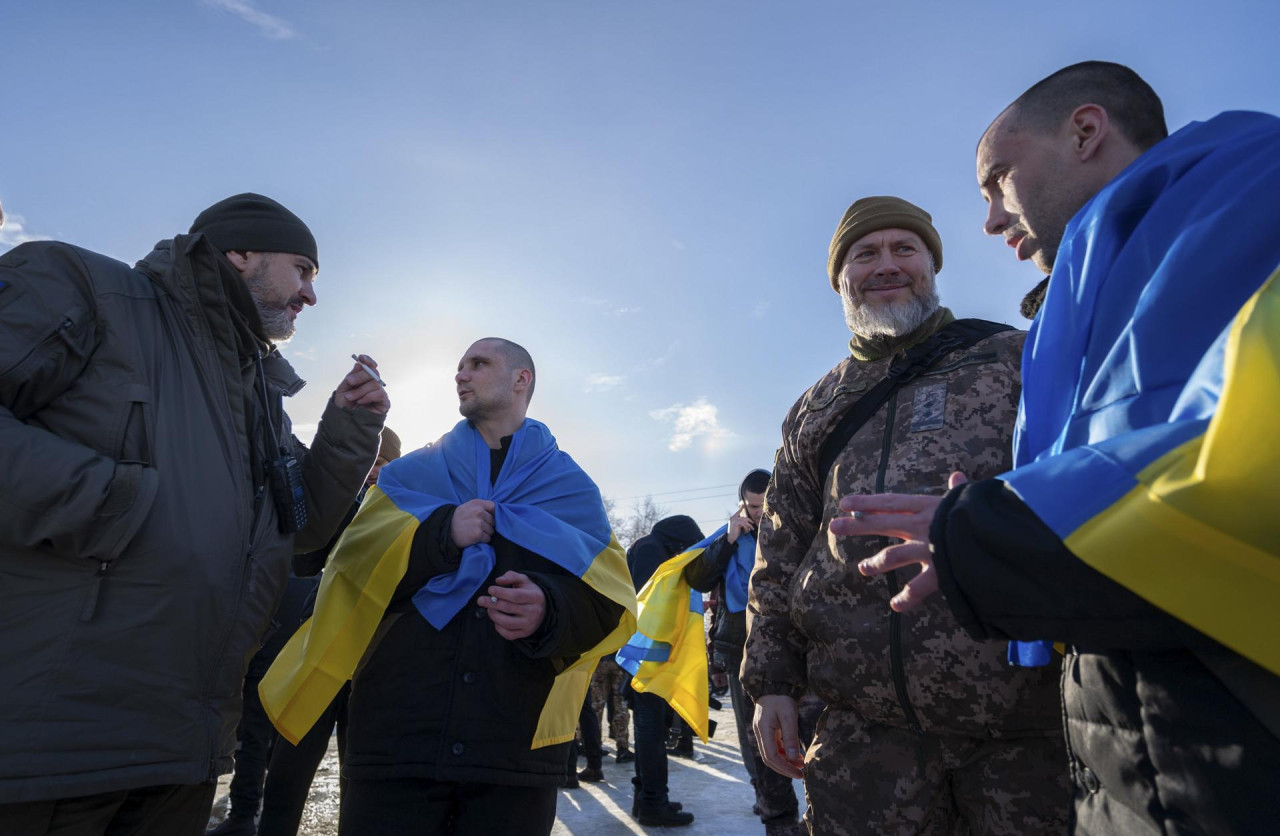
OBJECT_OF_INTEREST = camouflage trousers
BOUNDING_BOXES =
[590,657,631,750]
[804,708,1070,836]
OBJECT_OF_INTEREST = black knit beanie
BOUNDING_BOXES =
[190,193,318,268]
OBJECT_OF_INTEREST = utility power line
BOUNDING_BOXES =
[610,483,738,502]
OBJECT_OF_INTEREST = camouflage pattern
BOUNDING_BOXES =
[803,708,1070,835]
[742,317,1067,831]
[589,656,631,750]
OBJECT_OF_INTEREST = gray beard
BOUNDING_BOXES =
[255,302,295,343]
[843,285,941,338]
[244,261,296,343]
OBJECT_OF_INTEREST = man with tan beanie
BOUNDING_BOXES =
[742,196,1069,834]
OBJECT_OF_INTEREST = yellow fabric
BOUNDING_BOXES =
[259,486,415,744]
[629,547,711,742]
[260,490,638,748]
[532,533,637,747]
[1065,271,1280,674]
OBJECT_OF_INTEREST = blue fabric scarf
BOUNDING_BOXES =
[374,418,613,630]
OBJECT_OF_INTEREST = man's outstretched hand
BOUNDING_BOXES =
[829,472,967,612]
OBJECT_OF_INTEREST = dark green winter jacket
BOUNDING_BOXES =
[0,234,382,803]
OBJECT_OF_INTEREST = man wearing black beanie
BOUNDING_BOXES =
[0,193,389,835]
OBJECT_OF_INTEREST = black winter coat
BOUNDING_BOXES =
[684,534,747,662]
[932,478,1280,835]
[343,441,626,787]
[0,238,381,803]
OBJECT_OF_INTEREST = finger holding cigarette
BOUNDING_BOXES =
[350,354,387,387]
[333,354,391,414]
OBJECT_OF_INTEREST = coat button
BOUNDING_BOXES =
[462,672,475,684]
[1080,766,1100,794]
[451,742,465,756]
[475,608,485,619]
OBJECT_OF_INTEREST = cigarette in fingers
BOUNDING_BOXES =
[350,354,387,387]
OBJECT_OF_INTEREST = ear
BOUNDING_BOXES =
[514,368,532,393]
[1068,104,1109,163]
[223,250,258,276]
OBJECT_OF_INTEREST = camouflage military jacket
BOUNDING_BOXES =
[742,321,1061,738]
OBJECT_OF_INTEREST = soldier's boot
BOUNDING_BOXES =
[763,818,806,836]
[205,814,256,836]
[635,801,694,827]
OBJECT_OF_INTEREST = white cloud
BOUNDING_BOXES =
[584,373,624,392]
[202,0,298,40]
[649,397,732,452]
[0,209,50,252]
[752,300,772,319]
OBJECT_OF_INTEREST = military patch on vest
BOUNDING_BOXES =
[910,382,947,432]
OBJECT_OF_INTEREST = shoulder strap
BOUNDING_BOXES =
[816,319,1014,487]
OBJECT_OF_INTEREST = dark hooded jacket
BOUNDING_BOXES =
[626,515,705,592]
[0,237,382,803]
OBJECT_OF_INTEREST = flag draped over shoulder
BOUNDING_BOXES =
[1001,112,1280,674]
[616,530,721,742]
[259,418,637,748]
[710,524,755,614]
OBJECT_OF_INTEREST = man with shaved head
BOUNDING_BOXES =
[847,62,1280,834]
[264,337,635,836]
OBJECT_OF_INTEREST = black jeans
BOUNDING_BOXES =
[630,690,672,807]
[224,675,278,821]
[727,659,799,823]
[577,695,602,770]
[339,778,557,836]
[0,782,217,836]
[257,683,349,835]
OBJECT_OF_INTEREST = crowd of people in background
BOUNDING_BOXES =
[1,59,1277,836]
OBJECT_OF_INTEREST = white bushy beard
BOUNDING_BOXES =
[842,272,941,338]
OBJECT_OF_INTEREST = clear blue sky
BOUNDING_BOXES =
[4,0,1278,531]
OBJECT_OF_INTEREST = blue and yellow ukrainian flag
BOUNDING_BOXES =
[616,531,724,742]
[259,418,637,748]
[1003,111,1280,674]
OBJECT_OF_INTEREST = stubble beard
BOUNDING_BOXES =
[458,392,507,422]
[842,277,941,338]
[244,259,297,343]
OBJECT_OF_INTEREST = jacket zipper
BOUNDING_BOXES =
[1,317,74,388]
[79,561,110,622]
[875,390,923,734]
[205,483,268,779]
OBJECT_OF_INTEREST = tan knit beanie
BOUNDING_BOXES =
[827,196,943,291]
[378,426,403,462]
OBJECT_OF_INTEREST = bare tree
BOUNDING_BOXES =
[605,495,669,550]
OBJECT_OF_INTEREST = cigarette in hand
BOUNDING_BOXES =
[350,354,387,387]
